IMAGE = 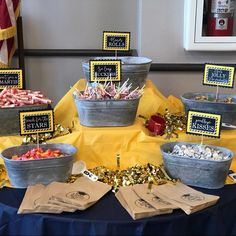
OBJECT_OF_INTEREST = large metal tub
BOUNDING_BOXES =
[0,104,51,136]
[73,94,140,127]
[160,142,233,189]
[1,143,77,188]
[181,92,236,126]
[82,56,152,89]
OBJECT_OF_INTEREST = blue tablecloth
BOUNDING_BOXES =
[0,185,236,236]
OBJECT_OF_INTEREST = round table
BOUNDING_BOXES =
[0,185,236,235]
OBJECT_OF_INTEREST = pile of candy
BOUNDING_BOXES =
[12,148,65,160]
[22,124,72,145]
[139,109,186,139]
[74,80,144,100]
[0,164,10,188]
[195,95,234,104]
[164,109,186,139]
[0,88,52,108]
[171,144,230,161]
[67,163,176,192]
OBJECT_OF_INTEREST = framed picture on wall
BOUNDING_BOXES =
[184,0,236,51]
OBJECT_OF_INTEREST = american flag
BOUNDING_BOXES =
[0,0,20,68]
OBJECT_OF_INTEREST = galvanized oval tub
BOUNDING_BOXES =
[160,141,233,189]
[82,56,152,89]
[181,92,236,126]
[73,94,140,127]
[1,143,77,188]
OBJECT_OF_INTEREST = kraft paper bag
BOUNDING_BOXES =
[52,176,111,210]
[115,186,164,220]
[18,184,64,214]
[153,182,220,215]
[49,196,95,211]
[48,198,82,210]
[36,182,78,212]
[133,183,178,213]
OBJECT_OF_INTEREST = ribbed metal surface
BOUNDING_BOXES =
[74,95,140,127]
[181,92,236,126]
[160,142,233,189]
[1,143,77,188]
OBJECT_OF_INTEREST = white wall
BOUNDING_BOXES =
[21,0,138,49]
[148,72,236,99]
[19,0,236,104]
[139,0,236,63]
[20,0,138,103]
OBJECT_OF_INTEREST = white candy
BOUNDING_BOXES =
[171,144,230,161]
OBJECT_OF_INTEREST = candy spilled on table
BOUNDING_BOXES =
[0,165,10,188]
[139,109,186,139]
[22,124,72,145]
[67,163,176,192]
[164,109,186,139]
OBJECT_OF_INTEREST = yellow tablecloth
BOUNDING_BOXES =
[0,79,235,184]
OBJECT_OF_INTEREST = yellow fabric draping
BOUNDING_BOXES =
[53,79,187,169]
[0,79,235,185]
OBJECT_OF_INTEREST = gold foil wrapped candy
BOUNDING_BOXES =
[139,110,186,139]
[67,163,176,192]
[0,164,10,188]
[147,180,154,194]
[22,124,72,145]
[164,109,186,139]
[195,95,234,104]
[67,173,83,183]
[195,95,208,101]
[224,97,233,104]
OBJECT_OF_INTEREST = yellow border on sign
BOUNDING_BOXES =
[0,69,23,89]
[20,110,54,135]
[187,111,221,138]
[203,64,235,88]
[90,60,121,82]
[103,31,130,51]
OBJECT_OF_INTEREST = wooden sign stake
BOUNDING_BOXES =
[36,132,39,149]
[215,85,219,102]
[116,153,120,169]
[95,72,97,83]
[200,134,204,146]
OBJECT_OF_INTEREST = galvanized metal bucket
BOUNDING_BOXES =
[82,56,152,89]
[1,143,77,188]
[181,92,236,126]
[160,142,233,189]
[73,94,140,127]
[0,104,51,136]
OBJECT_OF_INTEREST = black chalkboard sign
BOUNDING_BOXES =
[187,111,221,138]
[19,109,54,135]
[103,31,130,51]
[203,64,235,88]
[0,69,23,89]
[89,60,121,82]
